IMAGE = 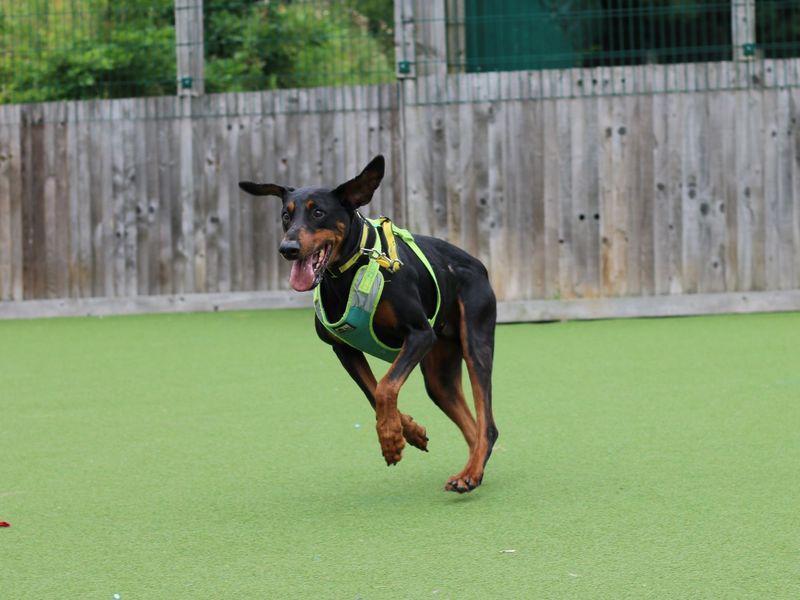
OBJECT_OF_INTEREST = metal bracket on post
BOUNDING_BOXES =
[175,0,205,96]
[732,0,756,62]
[394,0,416,79]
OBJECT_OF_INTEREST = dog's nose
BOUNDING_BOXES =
[279,240,301,260]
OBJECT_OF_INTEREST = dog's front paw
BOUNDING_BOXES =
[401,413,429,452]
[377,416,405,466]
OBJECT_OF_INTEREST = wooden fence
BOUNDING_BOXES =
[1,61,800,320]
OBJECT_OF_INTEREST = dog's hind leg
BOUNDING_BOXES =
[442,288,498,493]
[420,338,478,452]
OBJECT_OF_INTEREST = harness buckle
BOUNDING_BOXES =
[361,247,404,272]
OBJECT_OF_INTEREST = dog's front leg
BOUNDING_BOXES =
[374,326,437,465]
[330,342,429,452]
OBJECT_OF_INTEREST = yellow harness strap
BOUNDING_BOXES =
[378,217,402,273]
[335,222,370,274]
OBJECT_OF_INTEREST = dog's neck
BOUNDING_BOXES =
[318,212,371,314]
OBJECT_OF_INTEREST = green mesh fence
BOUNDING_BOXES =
[1,1,800,105]
[447,0,800,74]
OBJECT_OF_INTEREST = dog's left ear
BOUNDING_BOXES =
[334,155,385,208]
[238,182,291,198]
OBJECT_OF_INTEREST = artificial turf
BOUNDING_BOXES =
[1,309,798,599]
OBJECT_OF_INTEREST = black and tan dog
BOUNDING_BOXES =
[239,155,498,493]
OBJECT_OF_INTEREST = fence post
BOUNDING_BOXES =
[394,0,416,78]
[732,0,756,61]
[175,0,205,96]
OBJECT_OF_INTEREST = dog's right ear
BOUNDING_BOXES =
[238,182,289,198]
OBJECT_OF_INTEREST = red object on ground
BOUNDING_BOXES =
[0,522,10,527]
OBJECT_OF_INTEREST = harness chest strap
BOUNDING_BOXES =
[313,217,441,362]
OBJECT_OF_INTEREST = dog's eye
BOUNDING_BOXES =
[281,212,290,225]
[312,208,325,220]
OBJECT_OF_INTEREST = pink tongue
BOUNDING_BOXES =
[289,256,317,291]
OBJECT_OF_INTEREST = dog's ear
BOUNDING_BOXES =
[333,155,385,208]
[238,182,290,198]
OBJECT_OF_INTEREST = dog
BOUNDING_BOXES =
[239,155,498,493]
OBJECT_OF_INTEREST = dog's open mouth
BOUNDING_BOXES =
[289,244,332,292]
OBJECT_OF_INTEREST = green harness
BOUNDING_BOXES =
[313,217,440,363]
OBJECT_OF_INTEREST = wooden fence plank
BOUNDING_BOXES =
[0,106,11,300]
[637,92,656,296]
[792,89,800,290]
[157,96,177,295]
[763,87,781,290]
[190,95,208,294]
[556,98,575,300]
[525,96,544,299]
[215,94,232,293]
[776,85,796,290]
[236,93,254,291]
[7,105,24,300]
[259,91,279,291]
[541,99,560,300]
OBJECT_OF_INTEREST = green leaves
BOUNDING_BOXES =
[0,0,395,103]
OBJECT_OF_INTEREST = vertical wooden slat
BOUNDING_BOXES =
[703,88,733,294]
[7,105,23,300]
[444,75,462,248]
[790,89,800,290]
[214,94,230,292]
[375,85,394,216]
[143,98,161,295]
[487,97,507,299]
[556,98,575,300]
[571,96,600,297]
[775,84,795,290]
[681,91,702,294]
[762,87,781,290]
[665,73,684,294]
[599,95,629,297]
[53,103,70,298]
[134,98,152,296]
[123,99,139,296]
[201,96,220,293]
[274,91,292,289]
[236,93,253,291]
[523,95,543,299]
[42,103,59,298]
[21,104,47,299]
[471,99,492,280]
[191,95,208,294]
[457,76,476,256]
[259,90,279,291]
[777,85,798,290]
[736,86,764,290]
[156,97,176,295]
[541,99,560,299]
[110,100,125,296]
[247,92,265,291]
[0,105,12,300]
[637,92,656,296]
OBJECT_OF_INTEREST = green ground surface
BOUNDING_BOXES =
[1,309,798,599]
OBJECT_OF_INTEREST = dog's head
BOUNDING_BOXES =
[239,155,385,291]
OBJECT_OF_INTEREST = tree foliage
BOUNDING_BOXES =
[0,0,394,103]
